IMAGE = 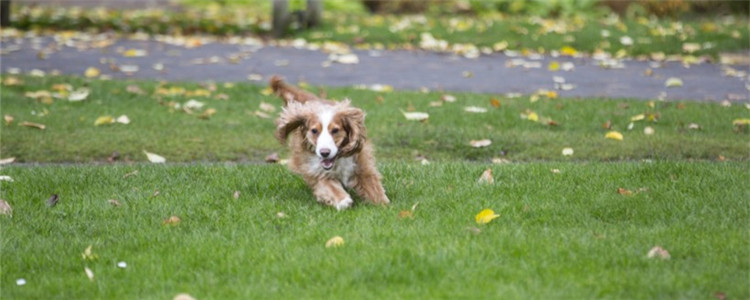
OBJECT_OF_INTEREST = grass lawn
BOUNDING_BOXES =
[1,162,748,299]
[2,75,749,163]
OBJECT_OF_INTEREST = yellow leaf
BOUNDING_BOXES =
[81,245,98,261]
[84,67,100,78]
[325,236,344,248]
[733,118,750,126]
[560,46,577,56]
[562,147,574,156]
[548,61,560,71]
[4,114,14,126]
[630,114,645,122]
[144,150,166,163]
[401,110,429,121]
[527,112,539,122]
[123,49,147,57]
[647,246,671,259]
[665,77,683,88]
[605,131,624,141]
[94,116,115,126]
[260,87,273,96]
[475,209,499,225]
[546,90,558,99]
[163,215,181,225]
[490,98,501,108]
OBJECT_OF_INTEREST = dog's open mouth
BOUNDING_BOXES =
[321,158,336,170]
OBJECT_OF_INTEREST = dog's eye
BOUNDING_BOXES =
[331,128,339,134]
[311,128,319,135]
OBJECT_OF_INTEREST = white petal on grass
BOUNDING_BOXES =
[68,88,90,101]
[0,176,14,182]
[116,115,130,124]
[143,151,166,163]
[469,139,492,148]
[464,106,487,113]
[562,147,574,156]
[84,267,94,281]
[184,99,205,109]
[401,111,429,121]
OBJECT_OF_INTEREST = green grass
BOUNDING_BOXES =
[2,75,748,163]
[1,162,747,298]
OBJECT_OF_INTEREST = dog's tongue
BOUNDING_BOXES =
[322,158,335,169]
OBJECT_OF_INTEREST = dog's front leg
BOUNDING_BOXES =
[311,179,353,210]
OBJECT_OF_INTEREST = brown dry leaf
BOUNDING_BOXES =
[0,157,15,165]
[233,191,240,199]
[173,293,197,300]
[477,168,494,184]
[466,226,482,235]
[163,215,181,226]
[259,102,276,113]
[108,199,121,206]
[107,151,120,163]
[0,199,12,217]
[152,190,160,197]
[20,121,46,130]
[265,152,279,163]
[647,246,671,259]
[470,139,491,148]
[490,98,501,108]
[84,67,100,78]
[198,108,217,119]
[617,188,633,196]
[398,210,414,219]
[123,170,139,178]
[4,115,14,126]
[253,111,272,119]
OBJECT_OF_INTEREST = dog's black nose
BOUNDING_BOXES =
[320,148,331,158]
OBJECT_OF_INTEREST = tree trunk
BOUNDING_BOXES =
[305,0,322,28]
[1,0,10,28]
[272,0,288,37]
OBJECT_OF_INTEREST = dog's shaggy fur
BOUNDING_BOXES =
[271,76,389,210]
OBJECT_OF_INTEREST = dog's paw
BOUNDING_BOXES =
[334,197,353,211]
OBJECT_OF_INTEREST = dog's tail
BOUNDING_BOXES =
[270,75,319,106]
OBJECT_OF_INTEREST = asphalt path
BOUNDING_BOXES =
[2,35,748,102]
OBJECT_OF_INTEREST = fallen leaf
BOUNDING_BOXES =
[562,147,574,156]
[0,157,15,165]
[490,98,501,108]
[4,114,13,125]
[144,151,166,163]
[119,65,139,73]
[526,112,539,122]
[551,169,561,174]
[20,121,46,130]
[325,236,344,248]
[84,67,100,78]
[605,131,624,141]
[233,191,240,199]
[477,169,494,184]
[630,114,645,122]
[688,123,701,130]
[265,152,279,163]
[548,61,560,71]
[123,170,139,178]
[464,106,487,113]
[198,108,217,119]
[665,77,683,88]
[259,102,276,113]
[277,212,287,218]
[47,194,59,207]
[126,85,145,95]
[617,188,633,196]
[0,199,12,217]
[714,292,726,300]
[465,226,482,234]
[647,246,671,259]
[84,267,94,281]
[0,175,14,182]
[123,49,147,57]
[398,210,414,219]
[16,278,26,286]
[94,116,115,126]
[116,115,131,124]
[620,36,633,46]
[644,126,655,135]
[732,118,750,126]
[602,120,612,130]
[68,88,90,101]
[442,94,456,102]
[475,209,499,225]
[163,215,181,226]
[117,261,127,268]
[469,139,491,148]
[253,111,272,119]
[184,99,205,109]
[81,245,98,261]
[108,199,121,206]
[330,53,359,64]
[401,111,429,121]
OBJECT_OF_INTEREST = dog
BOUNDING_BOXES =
[271,76,390,210]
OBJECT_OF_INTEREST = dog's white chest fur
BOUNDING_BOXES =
[307,155,357,186]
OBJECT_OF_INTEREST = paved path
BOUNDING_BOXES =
[2,34,748,102]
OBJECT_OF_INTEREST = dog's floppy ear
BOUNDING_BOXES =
[337,105,367,156]
[270,75,319,106]
[275,105,310,144]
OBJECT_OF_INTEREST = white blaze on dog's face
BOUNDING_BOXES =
[305,109,347,170]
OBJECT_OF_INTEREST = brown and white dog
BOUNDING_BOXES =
[271,76,390,210]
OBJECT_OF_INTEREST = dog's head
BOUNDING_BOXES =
[276,100,366,170]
